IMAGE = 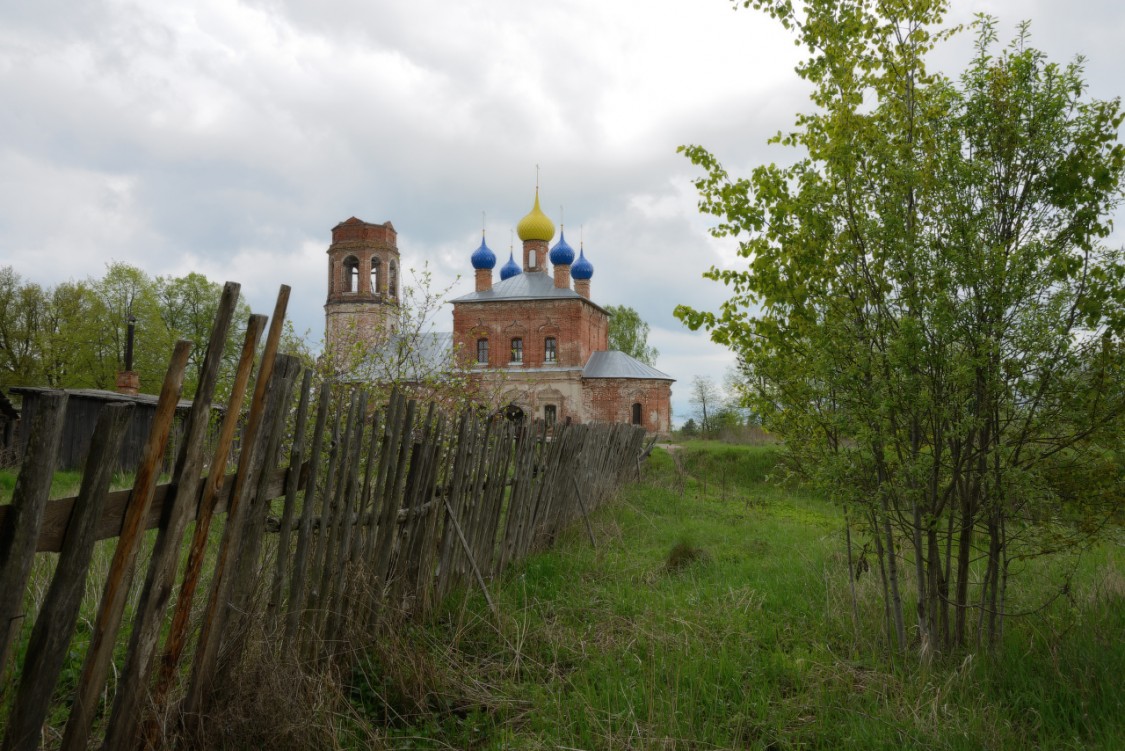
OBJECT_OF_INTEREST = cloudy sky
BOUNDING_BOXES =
[2,0,1123,423]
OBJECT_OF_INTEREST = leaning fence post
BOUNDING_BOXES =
[1,402,131,751]
[571,474,597,549]
[60,341,191,751]
[145,311,266,736]
[184,285,289,718]
[0,391,68,708]
[104,282,241,751]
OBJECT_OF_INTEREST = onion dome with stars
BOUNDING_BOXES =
[571,247,593,280]
[500,250,522,280]
[470,231,496,270]
[516,190,555,242]
[549,227,575,265]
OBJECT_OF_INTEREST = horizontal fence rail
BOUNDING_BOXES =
[0,282,650,751]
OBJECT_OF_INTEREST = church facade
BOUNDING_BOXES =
[323,191,674,434]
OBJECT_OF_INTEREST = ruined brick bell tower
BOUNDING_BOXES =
[324,217,400,365]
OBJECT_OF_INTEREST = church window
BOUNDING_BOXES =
[632,402,642,425]
[544,404,556,426]
[544,337,557,363]
[389,261,398,298]
[343,256,360,293]
[529,249,537,269]
[370,257,381,294]
[476,338,489,364]
[510,337,523,363]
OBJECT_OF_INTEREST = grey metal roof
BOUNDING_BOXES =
[582,351,675,381]
[451,271,608,313]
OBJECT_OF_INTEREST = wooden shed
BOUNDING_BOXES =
[9,387,220,474]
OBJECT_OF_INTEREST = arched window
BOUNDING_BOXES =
[510,337,523,363]
[544,336,557,363]
[544,404,557,426]
[388,261,398,298]
[476,338,489,364]
[343,256,360,293]
[632,402,642,425]
[370,257,381,294]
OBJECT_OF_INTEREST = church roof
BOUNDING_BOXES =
[451,271,607,312]
[582,350,674,381]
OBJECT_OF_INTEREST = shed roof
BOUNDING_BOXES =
[8,386,200,410]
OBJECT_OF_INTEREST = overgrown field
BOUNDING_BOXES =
[352,443,1124,750]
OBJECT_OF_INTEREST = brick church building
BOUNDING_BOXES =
[323,190,674,434]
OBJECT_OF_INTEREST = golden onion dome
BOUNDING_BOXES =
[516,190,555,242]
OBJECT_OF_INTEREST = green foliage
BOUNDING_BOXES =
[676,0,1125,654]
[364,443,1124,749]
[605,304,659,365]
[0,264,257,399]
[318,263,494,411]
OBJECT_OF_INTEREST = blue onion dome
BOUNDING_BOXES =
[549,227,575,266]
[500,250,522,280]
[571,247,593,280]
[470,232,496,270]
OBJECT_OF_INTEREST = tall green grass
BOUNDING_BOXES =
[0,468,87,504]
[350,443,1124,750]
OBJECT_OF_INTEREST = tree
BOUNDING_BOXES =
[323,263,490,410]
[688,375,723,438]
[676,1,1125,655]
[0,268,48,388]
[606,305,659,365]
[157,272,256,399]
[0,264,272,399]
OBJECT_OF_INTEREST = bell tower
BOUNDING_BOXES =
[324,217,400,367]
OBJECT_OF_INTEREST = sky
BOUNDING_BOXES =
[2,0,1124,425]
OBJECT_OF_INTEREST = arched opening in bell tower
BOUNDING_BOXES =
[343,256,360,293]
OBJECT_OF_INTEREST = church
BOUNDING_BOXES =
[323,190,674,434]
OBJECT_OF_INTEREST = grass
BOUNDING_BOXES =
[0,468,88,504]
[348,442,1125,750]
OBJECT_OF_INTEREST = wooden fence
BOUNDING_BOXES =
[0,283,649,750]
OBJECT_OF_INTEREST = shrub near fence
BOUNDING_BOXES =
[0,282,649,751]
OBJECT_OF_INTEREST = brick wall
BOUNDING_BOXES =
[452,293,608,370]
[583,378,672,434]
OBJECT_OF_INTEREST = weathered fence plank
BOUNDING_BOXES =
[60,340,192,751]
[228,354,302,633]
[1,402,129,751]
[374,396,416,591]
[268,366,314,632]
[184,286,289,717]
[104,282,242,750]
[146,311,267,736]
[283,384,331,650]
[0,390,67,688]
